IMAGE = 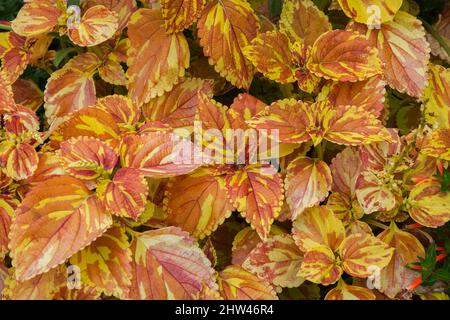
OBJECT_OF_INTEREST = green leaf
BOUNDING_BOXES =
[269,0,283,19]
[54,47,81,67]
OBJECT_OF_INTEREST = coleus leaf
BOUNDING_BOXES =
[0,70,15,113]
[44,52,100,125]
[422,129,450,161]
[407,180,450,228]
[243,31,321,92]
[143,78,214,129]
[423,64,450,129]
[337,0,403,25]
[348,11,430,98]
[97,168,149,221]
[318,75,386,118]
[81,0,137,31]
[9,175,112,281]
[98,59,127,86]
[299,245,343,285]
[231,225,285,266]
[307,30,382,82]
[225,164,284,240]
[127,8,190,104]
[377,222,425,299]
[285,156,332,220]
[59,136,118,180]
[218,265,278,300]
[1,33,31,84]
[161,0,206,33]
[50,106,120,147]
[279,0,331,47]
[164,168,233,239]
[2,266,65,300]
[292,206,346,252]
[358,129,402,171]
[249,99,391,146]
[12,79,44,112]
[95,95,140,130]
[53,284,102,300]
[325,279,375,300]
[242,233,305,288]
[243,31,302,84]
[330,147,363,198]
[67,5,119,47]
[70,225,132,299]
[0,141,39,181]
[120,132,200,178]
[339,233,394,278]
[128,227,217,300]
[197,0,260,89]
[0,195,17,259]
[355,170,399,214]
[11,0,64,37]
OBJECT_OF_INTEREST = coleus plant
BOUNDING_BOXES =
[0,0,449,301]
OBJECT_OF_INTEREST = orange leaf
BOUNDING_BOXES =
[143,78,214,128]
[97,168,149,221]
[95,95,140,130]
[218,265,277,300]
[82,0,137,31]
[70,225,132,299]
[299,245,342,285]
[0,195,17,259]
[197,0,260,89]
[44,53,100,125]
[60,137,118,180]
[0,141,39,181]
[50,107,120,147]
[161,0,206,33]
[11,0,64,37]
[225,164,284,240]
[9,176,112,281]
[128,227,217,299]
[377,222,425,299]
[12,79,44,112]
[243,31,301,84]
[325,279,375,300]
[349,11,430,98]
[164,168,233,239]
[339,233,394,278]
[423,64,450,129]
[292,206,345,252]
[307,30,382,82]
[127,9,190,104]
[330,147,363,198]
[242,233,305,288]
[68,5,119,47]
[285,156,332,219]
[318,75,386,118]
[408,180,450,228]
[120,132,200,178]
[2,266,66,300]
[279,0,331,47]
[337,0,403,25]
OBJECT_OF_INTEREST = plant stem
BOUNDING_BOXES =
[420,18,450,58]
[365,218,388,230]
[315,140,327,160]
[0,24,12,31]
